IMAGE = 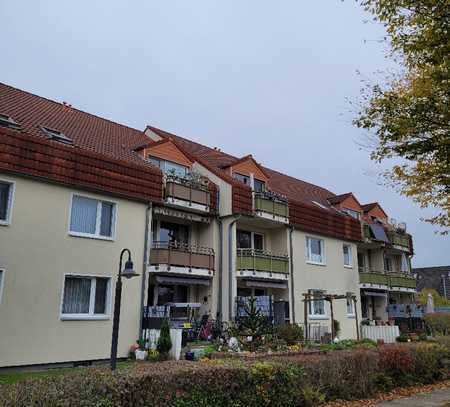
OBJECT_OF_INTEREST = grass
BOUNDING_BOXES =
[0,360,134,385]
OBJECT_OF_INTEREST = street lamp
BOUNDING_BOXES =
[110,248,139,370]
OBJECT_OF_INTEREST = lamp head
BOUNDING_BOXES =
[121,259,139,279]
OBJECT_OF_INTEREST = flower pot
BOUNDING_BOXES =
[185,351,195,361]
[135,349,148,361]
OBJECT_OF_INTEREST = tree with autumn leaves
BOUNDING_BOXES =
[354,0,449,231]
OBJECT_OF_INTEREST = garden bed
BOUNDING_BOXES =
[0,343,449,406]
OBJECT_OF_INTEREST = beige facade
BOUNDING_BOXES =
[0,174,149,367]
[291,230,361,339]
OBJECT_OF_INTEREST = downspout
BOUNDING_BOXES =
[218,219,223,321]
[289,226,296,323]
[228,216,240,320]
[139,202,152,340]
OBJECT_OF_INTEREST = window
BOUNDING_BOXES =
[148,156,188,177]
[233,173,250,186]
[158,221,189,245]
[384,256,392,272]
[61,275,111,319]
[306,237,325,264]
[343,244,353,267]
[0,269,4,304]
[237,230,264,250]
[309,290,326,317]
[346,294,355,316]
[342,208,360,220]
[357,252,366,272]
[253,179,266,192]
[40,126,73,144]
[0,113,20,130]
[69,195,116,239]
[0,180,14,225]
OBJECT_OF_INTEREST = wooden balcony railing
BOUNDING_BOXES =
[237,248,289,274]
[254,191,289,220]
[150,241,214,272]
[165,174,210,208]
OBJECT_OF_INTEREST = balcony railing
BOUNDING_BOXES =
[150,241,214,272]
[388,272,416,290]
[237,248,289,274]
[164,173,210,210]
[387,231,411,250]
[359,271,416,291]
[359,271,389,287]
[254,191,289,221]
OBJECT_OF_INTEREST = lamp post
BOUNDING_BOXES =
[110,248,139,371]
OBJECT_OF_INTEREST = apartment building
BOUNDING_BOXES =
[0,82,415,367]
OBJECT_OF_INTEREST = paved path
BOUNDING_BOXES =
[375,387,450,406]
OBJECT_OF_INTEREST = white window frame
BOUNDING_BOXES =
[60,274,112,320]
[306,236,326,265]
[308,289,327,319]
[346,294,355,317]
[343,244,353,268]
[0,269,5,304]
[0,179,15,226]
[68,193,117,241]
[342,208,360,220]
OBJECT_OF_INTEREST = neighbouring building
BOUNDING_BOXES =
[413,266,450,300]
[0,82,416,368]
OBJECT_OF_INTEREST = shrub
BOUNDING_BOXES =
[425,313,450,336]
[276,323,304,345]
[1,344,448,406]
[157,318,172,358]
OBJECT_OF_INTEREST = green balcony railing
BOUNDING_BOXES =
[359,271,416,290]
[237,248,289,274]
[387,231,411,250]
[388,273,417,289]
[359,272,389,286]
[254,192,289,219]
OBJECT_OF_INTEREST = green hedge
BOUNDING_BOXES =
[1,343,448,407]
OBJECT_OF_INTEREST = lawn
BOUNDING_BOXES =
[0,360,134,385]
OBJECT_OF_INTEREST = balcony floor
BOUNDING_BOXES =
[148,264,213,278]
[237,268,289,281]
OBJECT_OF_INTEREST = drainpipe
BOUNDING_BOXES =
[228,216,240,320]
[289,226,296,323]
[218,219,223,321]
[139,202,152,340]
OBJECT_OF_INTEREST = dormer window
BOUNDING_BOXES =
[41,126,73,144]
[342,208,360,220]
[233,173,265,192]
[148,156,188,177]
[0,114,21,130]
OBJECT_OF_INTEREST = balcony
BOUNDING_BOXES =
[164,174,210,213]
[359,271,390,289]
[388,272,416,292]
[387,231,411,251]
[359,271,416,293]
[149,242,214,278]
[254,191,289,224]
[237,248,289,281]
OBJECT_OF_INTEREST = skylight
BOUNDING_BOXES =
[312,201,329,210]
[40,126,73,144]
[0,113,21,130]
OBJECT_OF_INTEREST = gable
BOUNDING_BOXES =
[366,204,388,220]
[143,140,193,167]
[231,157,269,182]
[340,195,363,213]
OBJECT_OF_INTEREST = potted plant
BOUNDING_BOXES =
[135,338,148,361]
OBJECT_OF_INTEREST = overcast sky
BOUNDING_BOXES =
[1,1,448,267]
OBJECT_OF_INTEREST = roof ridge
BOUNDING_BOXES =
[0,82,145,136]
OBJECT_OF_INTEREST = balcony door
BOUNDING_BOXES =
[153,220,189,247]
[237,230,264,251]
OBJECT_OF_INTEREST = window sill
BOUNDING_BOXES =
[61,314,110,321]
[0,220,11,226]
[306,261,326,267]
[344,265,354,269]
[308,315,328,320]
[68,231,115,242]
[347,314,356,319]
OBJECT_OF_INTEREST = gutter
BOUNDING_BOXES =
[139,202,152,340]
[289,226,296,322]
